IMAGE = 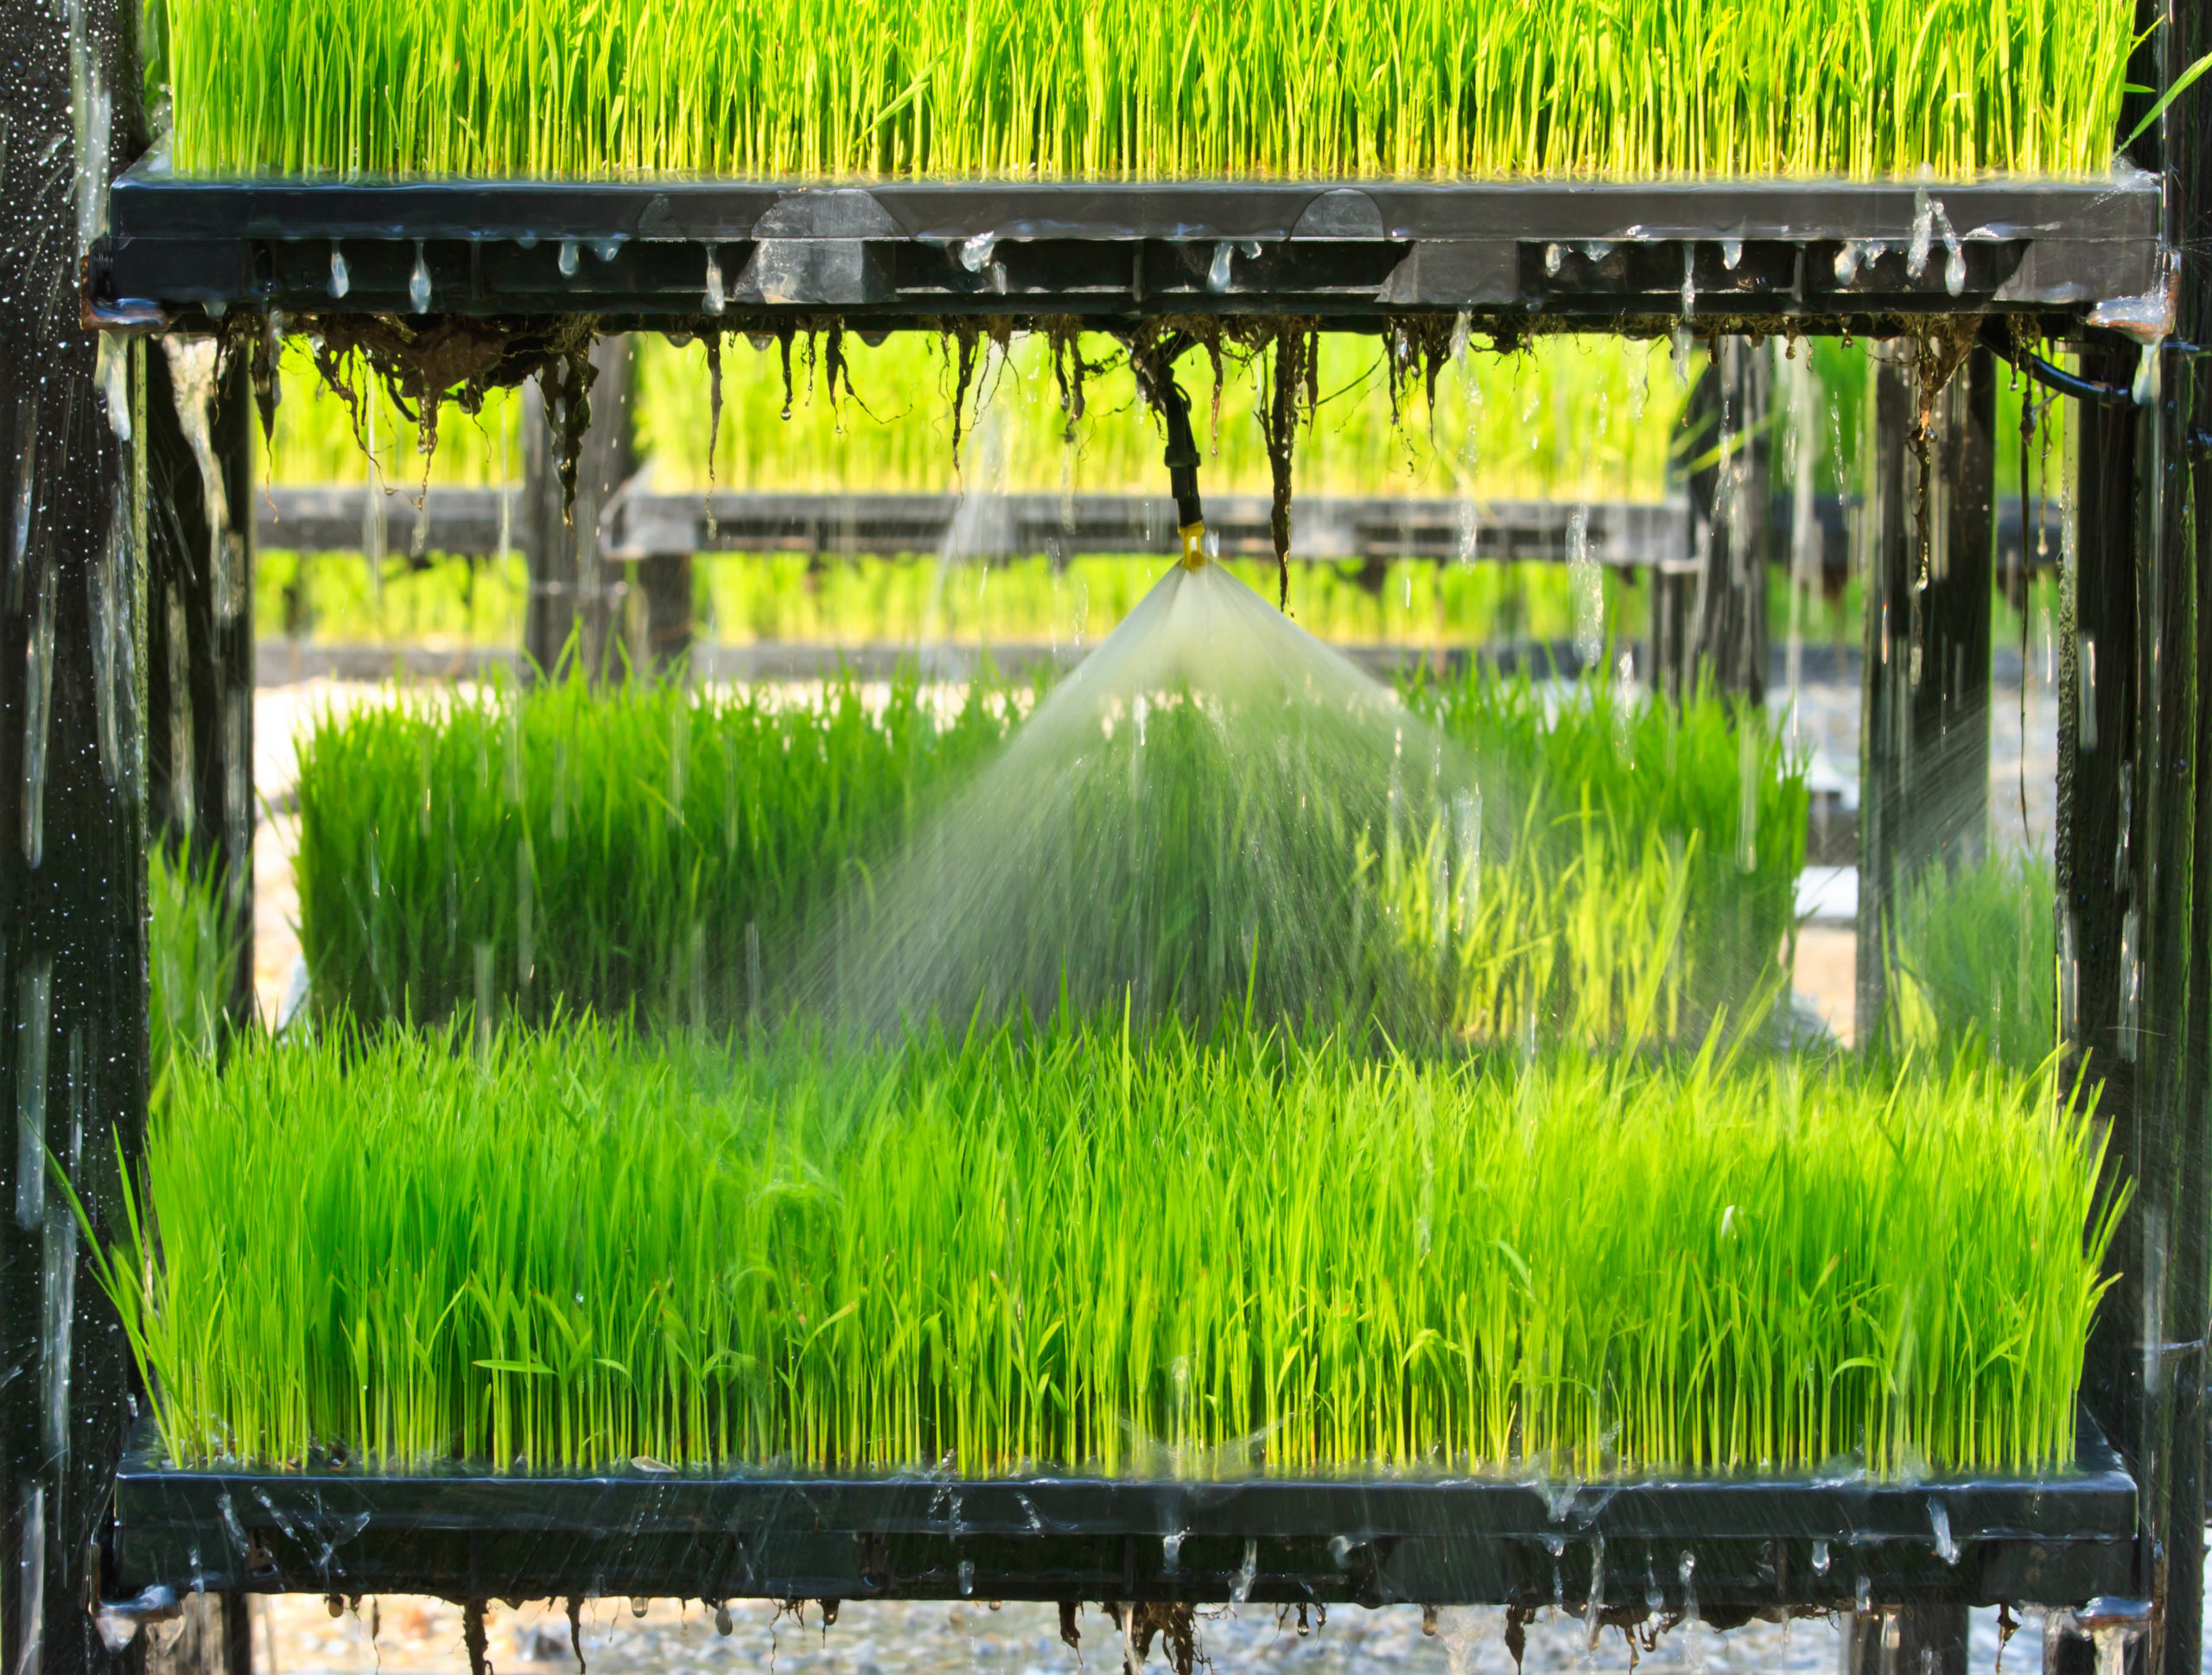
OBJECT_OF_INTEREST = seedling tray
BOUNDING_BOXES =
[92,165,2163,333]
[109,1429,2136,1613]
[258,486,1691,568]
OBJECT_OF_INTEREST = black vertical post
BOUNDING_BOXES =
[145,346,256,1029]
[1653,336,1771,702]
[524,334,633,682]
[2050,0,2210,1650]
[2075,0,2210,1664]
[0,8,154,1675]
[1855,344,1997,1046]
[633,552,695,675]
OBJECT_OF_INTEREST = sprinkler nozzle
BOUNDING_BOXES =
[1179,523,1207,570]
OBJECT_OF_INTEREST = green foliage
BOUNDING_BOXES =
[294,669,1023,1030]
[695,554,1620,654]
[104,1014,2116,1477]
[634,332,1682,504]
[1886,849,2057,1068]
[148,845,245,1094]
[295,657,1803,1041]
[1407,672,1808,1038]
[165,0,2132,180]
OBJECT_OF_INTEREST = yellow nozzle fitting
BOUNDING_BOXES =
[1179,522,1208,570]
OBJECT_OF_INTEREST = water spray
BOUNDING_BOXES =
[1132,336,1208,570]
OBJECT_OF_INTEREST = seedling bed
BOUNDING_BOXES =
[110,1429,2135,1613]
[94,169,2162,331]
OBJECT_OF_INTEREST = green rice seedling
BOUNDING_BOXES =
[293,669,1022,1031]
[162,0,2133,181]
[99,1011,2117,1478]
[694,553,1613,657]
[1405,671,1809,1037]
[1885,849,2057,1065]
[294,570,1803,1040]
[803,562,1475,1037]
[148,844,246,1093]
[634,332,1682,506]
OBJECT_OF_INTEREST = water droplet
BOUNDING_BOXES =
[1542,241,1562,276]
[957,1558,975,1596]
[1680,244,1697,316]
[329,243,350,299]
[1908,190,1936,279]
[1927,1496,1958,1564]
[1834,240,1861,283]
[703,247,725,314]
[558,239,580,278]
[1230,1539,1257,1604]
[958,232,998,273]
[2133,341,2160,405]
[408,242,430,313]
[1207,240,1236,292]
[20,558,56,867]
[592,237,623,263]
[1811,1538,1830,1573]
[1719,237,1743,270]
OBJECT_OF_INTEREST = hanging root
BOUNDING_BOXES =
[1239,319,1318,611]
[1058,1602,1083,1650]
[1045,317,1113,444]
[461,1600,492,1675]
[292,313,600,524]
[1105,1602,1200,1675]
[566,1596,586,1675]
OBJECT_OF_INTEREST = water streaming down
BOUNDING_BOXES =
[802,557,1488,1037]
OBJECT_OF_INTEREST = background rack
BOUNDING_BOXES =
[0,25,2201,1675]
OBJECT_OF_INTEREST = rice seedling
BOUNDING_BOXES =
[293,624,1804,1041]
[162,0,2133,181]
[99,1011,2116,1478]
[633,332,1682,506]
[1408,668,1808,1037]
[148,844,247,1092]
[1885,849,2056,1066]
[293,666,1025,1031]
[712,554,1622,655]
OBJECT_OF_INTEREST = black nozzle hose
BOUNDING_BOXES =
[1975,320,2135,406]
[1133,336,1205,531]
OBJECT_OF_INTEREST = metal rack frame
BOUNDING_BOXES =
[1,21,2202,1674]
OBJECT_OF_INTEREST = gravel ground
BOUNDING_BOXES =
[236,1591,2093,1675]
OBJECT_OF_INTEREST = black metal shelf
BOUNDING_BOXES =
[92,162,2164,333]
[108,1428,2137,1614]
[261,485,2065,579]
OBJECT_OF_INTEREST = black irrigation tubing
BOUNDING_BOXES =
[1976,320,2136,406]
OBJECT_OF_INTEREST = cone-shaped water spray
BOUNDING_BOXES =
[804,345,1485,1037]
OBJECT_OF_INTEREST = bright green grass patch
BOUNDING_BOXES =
[635,333,1684,504]
[100,1015,2116,1476]
[1886,849,2057,1068]
[293,664,1802,1041]
[162,0,2133,181]
[251,548,1625,653]
[149,845,245,1091]
[295,669,1020,1031]
[699,555,1630,655]
[260,333,1683,503]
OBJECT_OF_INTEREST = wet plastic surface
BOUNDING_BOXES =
[92,166,2163,330]
[111,1427,2136,1612]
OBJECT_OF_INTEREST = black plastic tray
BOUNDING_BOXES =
[109,1429,2137,1612]
[92,161,2164,333]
